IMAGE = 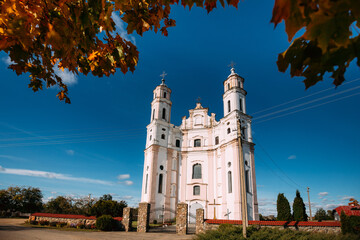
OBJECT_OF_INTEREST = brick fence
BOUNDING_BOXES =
[203,219,341,234]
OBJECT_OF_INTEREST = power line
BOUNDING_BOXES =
[253,85,360,121]
[253,136,304,190]
[250,78,360,116]
[254,91,360,125]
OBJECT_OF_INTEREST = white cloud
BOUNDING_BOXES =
[111,13,136,44]
[124,180,133,186]
[287,155,296,160]
[65,150,75,156]
[0,155,27,161]
[318,192,329,197]
[2,56,13,65]
[117,174,130,180]
[54,66,77,85]
[122,195,133,200]
[325,204,340,210]
[0,165,113,185]
[51,191,57,194]
[341,196,354,201]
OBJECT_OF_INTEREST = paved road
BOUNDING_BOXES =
[0,219,195,240]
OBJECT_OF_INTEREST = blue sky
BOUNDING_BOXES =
[0,1,359,216]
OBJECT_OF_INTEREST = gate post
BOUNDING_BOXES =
[137,202,150,233]
[176,202,188,235]
[122,207,132,232]
[196,208,205,234]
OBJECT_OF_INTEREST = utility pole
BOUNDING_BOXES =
[237,119,248,238]
[307,187,312,221]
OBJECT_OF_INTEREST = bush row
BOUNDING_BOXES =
[195,224,360,240]
[29,220,96,229]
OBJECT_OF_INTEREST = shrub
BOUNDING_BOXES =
[96,215,116,231]
[49,222,58,227]
[341,211,360,235]
[76,223,85,229]
[56,222,67,228]
[39,220,49,226]
[30,220,38,225]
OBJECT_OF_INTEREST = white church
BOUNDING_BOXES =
[140,68,259,223]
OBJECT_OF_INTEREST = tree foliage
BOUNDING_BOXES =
[272,0,360,89]
[1,0,358,102]
[90,199,127,217]
[314,208,328,221]
[292,190,307,221]
[44,196,73,214]
[0,186,43,213]
[276,193,292,221]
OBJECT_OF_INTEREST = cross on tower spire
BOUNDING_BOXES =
[228,61,236,74]
[196,96,201,103]
[160,71,167,85]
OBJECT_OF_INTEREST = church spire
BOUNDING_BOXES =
[160,71,167,86]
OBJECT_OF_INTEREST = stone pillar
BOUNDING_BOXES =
[122,207,132,232]
[137,202,150,233]
[176,202,188,235]
[196,208,205,234]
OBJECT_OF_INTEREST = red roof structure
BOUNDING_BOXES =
[335,206,360,217]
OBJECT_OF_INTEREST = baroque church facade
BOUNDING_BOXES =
[140,68,259,223]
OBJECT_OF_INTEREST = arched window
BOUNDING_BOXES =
[164,92,167,98]
[192,164,202,179]
[158,174,163,193]
[194,139,201,147]
[161,134,165,139]
[245,170,250,193]
[152,109,155,120]
[176,139,180,147]
[228,100,231,113]
[227,83,230,90]
[145,174,148,194]
[227,128,231,134]
[240,98,243,112]
[162,108,166,120]
[215,136,219,145]
[149,135,152,140]
[193,185,200,195]
[228,171,232,193]
[241,127,246,139]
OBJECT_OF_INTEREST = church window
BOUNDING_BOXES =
[228,171,232,193]
[245,170,250,193]
[176,139,180,147]
[228,162,231,168]
[162,108,166,120]
[245,161,248,166]
[228,100,231,113]
[149,135,152,140]
[194,139,201,147]
[227,128,231,134]
[240,98,243,112]
[192,164,202,179]
[158,174,163,193]
[162,128,166,131]
[215,136,219,145]
[145,174,148,194]
[161,134,165,139]
[227,83,230,90]
[160,165,164,170]
[164,92,167,98]
[152,109,155,120]
[193,185,200,195]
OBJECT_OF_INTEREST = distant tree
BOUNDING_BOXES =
[314,208,328,221]
[277,193,292,221]
[0,189,10,212]
[349,198,359,207]
[100,194,113,201]
[293,190,307,221]
[44,196,73,214]
[327,210,335,220]
[0,187,43,213]
[90,199,127,217]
